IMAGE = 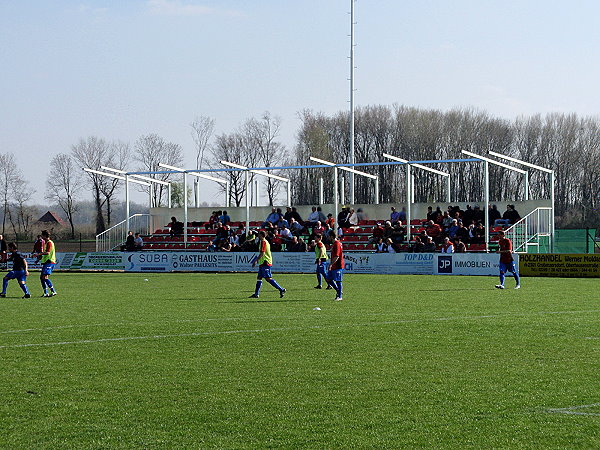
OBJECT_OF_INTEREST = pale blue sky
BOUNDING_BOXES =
[1,0,599,203]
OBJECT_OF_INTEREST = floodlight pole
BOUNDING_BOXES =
[340,176,345,205]
[484,161,490,247]
[348,0,356,205]
[183,172,188,247]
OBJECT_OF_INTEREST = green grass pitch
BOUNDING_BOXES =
[1,272,599,448]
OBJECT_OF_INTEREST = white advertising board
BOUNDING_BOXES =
[434,253,518,276]
[13,251,513,277]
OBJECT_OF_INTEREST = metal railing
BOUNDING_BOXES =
[96,214,151,252]
[505,207,552,253]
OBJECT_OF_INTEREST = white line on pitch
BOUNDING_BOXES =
[2,310,600,349]
[3,309,599,336]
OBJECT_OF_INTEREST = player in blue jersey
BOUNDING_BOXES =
[0,243,31,298]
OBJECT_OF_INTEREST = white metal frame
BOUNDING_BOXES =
[488,150,555,251]
[461,150,529,247]
[220,160,291,236]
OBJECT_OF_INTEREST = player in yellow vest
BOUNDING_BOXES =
[249,230,286,298]
[37,230,57,297]
[313,234,332,290]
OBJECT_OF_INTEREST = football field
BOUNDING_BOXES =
[0,272,599,448]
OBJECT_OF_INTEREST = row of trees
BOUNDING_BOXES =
[40,107,600,238]
[291,106,600,227]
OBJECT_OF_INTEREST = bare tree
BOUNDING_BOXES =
[46,153,83,239]
[72,136,126,234]
[100,140,129,227]
[190,116,215,170]
[211,132,248,207]
[134,134,184,207]
[0,153,22,235]
[245,112,287,205]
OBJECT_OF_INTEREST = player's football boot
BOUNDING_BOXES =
[279,289,286,298]
[314,285,322,289]
[41,293,50,297]
[50,291,58,296]
[249,294,259,298]
[495,285,505,289]
[22,294,31,299]
[334,297,343,301]
[515,285,521,289]
[0,293,5,298]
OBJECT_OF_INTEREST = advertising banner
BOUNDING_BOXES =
[519,253,600,278]
[434,253,514,276]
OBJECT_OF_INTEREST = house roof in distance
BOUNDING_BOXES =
[37,211,66,226]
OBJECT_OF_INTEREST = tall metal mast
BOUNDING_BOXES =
[348,0,356,205]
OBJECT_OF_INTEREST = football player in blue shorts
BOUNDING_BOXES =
[313,233,332,290]
[0,242,31,298]
[327,230,345,301]
[35,230,57,297]
[249,230,286,299]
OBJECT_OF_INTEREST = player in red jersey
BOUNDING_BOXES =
[327,230,345,301]
[495,230,520,289]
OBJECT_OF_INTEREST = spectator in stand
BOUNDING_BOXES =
[123,231,135,252]
[423,236,437,253]
[316,206,327,223]
[312,221,325,239]
[455,237,467,253]
[306,206,320,227]
[462,205,474,227]
[385,238,397,253]
[337,207,351,229]
[279,226,293,244]
[433,206,444,224]
[391,223,406,244]
[440,236,454,253]
[283,206,294,223]
[219,210,231,226]
[412,236,424,253]
[398,207,407,224]
[289,218,304,236]
[213,222,229,247]
[295,237,308,252]
[472,222,486,244]
[290,207,303,225]
[488,204,501,227]
[456,221,470,244]
[473,205,484,224]
[446,219,459,239]
[442,211,454,230]
[263,207,281,228]
[426,220,443,244]
[325,213,335,229]
[276,215,289,229]
[390,206,401,225]
[169,216,184,236]
[383,221,394,240]
[348,208,359,227]
[375,237,386,253]
[495,204,522,227]
[369,222,385,245]
[241,231,259,252]
[426,206,435,222]
[356,208,367,223]
[133,233,144,251]
[204,211,217,230]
